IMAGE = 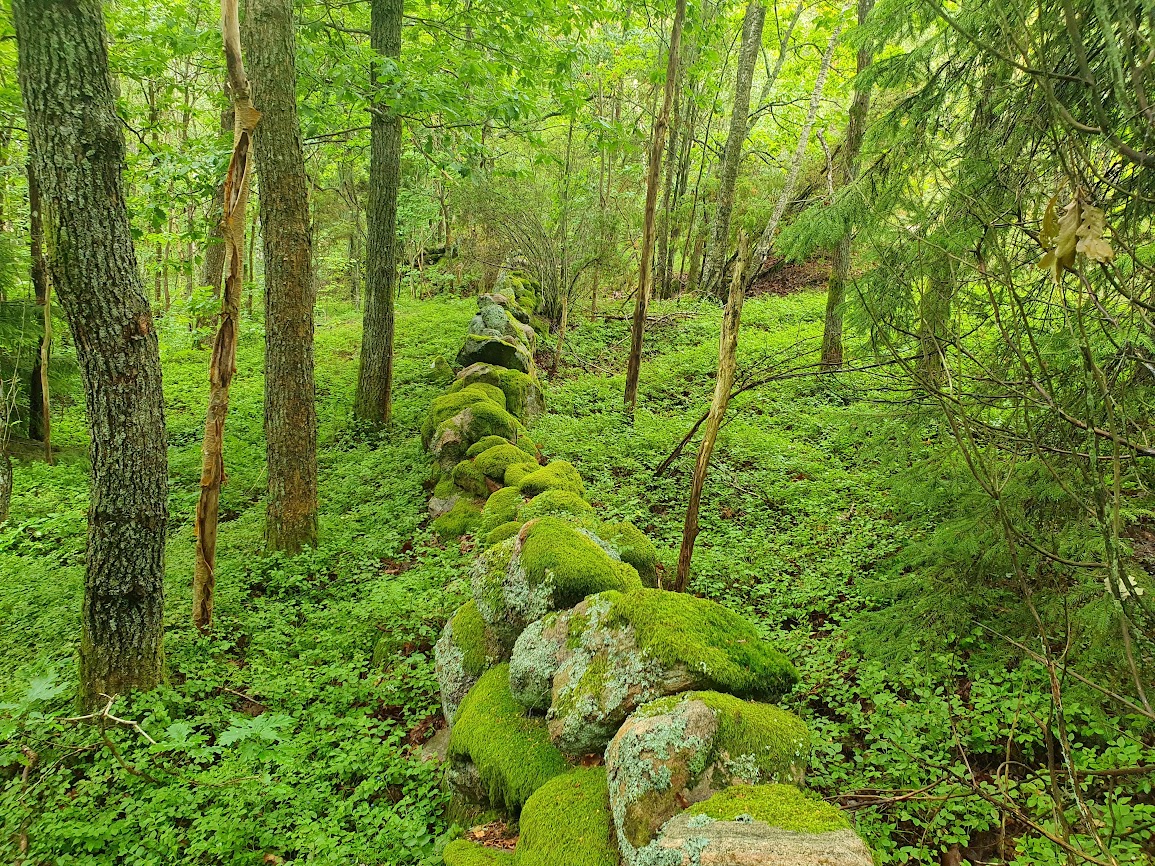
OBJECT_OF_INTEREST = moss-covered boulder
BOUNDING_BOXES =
[606,692,810,859]
[434,497,484,539]
[466,434,531,458]
[430,402,533,470]
[427,355,456,385]
[516,767,618,866]
[647,784,873,866]
[517,460,584,496]
[542,589,798,755]
[442,840,514,866]
[457,334,533,374]
[485,521,522,546]
[423,384,507,446]
[455,363,545,422]
[430,476,466,519]
[471,521,641,646]
[479,486,524,535]
[504,462,539,487]
[453,459,494,498]
[475,444,537,483]
[435,601,515,723]
[447,665,569,812]
[599,520,660,588]
[520,489,595,523]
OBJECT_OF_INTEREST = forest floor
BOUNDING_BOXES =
[0,289,1140,865]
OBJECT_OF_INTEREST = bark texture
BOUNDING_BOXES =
[354,0,403,426]
[700,0,765,297]
[14,0,168,708]
[821,0,875,369]
[245,0,319,552]
[199,96,234,297]
[27,159,51,453]
[624,0,687,416]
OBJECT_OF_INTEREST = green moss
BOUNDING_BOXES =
[434,498,483,539]
[433,476,462,501]
[504,462,539,487]
[520,489,595,522]
[486,521,523,546]
[442,839,515,866]
[453,459,491,497]
[517,460,584,496]
[475,444,535,482]
[467,435,513,457]
[685,784,851,834]
[599,521,660,587]
[451,601,490,678]
[603,589,799,700]
[447,665,569,811]
[454,365,543,422]
[427,355,456,385]
[480,486,524,533]
[423,385,504,444]
[640,691,809,781]
[518,518,642,609]
[516,767,617,866]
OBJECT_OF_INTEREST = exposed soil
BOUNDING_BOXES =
[747,254,831,297]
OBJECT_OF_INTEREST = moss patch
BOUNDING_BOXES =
[448,665,569,811]
[467,435,514,457]
[685,783,851,834]
[517,460,584,496]
[423,385,503,445]
[451,601,490,678]
[454,365,543,422]
[516,767,617,866]
[453,459,491,498]
[599,521,660,587]
[434,498,483,539]
[518,518,642,609]
[604,589,798,700]
[480,486,524,534]
[442,839,515,866]
[475,444,536,482]
[520,489,595,522]
[486,521,523,546]
[504,462,539,487]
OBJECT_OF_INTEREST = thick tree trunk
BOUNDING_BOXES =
[193,0,261,632]
[14,0,169,709]
[245,0,319,552]
[821,0,875,369]
[624,0,687,416]
[354,0,403,427]
[700,1,765,297]
[676,232,748,592]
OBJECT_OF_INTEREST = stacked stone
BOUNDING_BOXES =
[426,293,872,866]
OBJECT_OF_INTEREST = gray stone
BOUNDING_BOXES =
[647,814,873,866]
[456,334,533,374]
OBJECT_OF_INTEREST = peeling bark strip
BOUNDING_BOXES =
[245,0,319,552]
[14,0,169,708]
[194,0,261,632]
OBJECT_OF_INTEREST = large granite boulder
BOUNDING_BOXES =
[456,335,534,375]
[454,362,545,421]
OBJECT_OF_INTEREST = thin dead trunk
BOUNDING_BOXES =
[675,232,748,592]
[193,0,261,632]
[245,0,319,553]
[821,0,874,369]
[200,93,233,297]
[624,0,687,416]
[27,160,50,456]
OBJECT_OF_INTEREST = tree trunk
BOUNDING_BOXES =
[700,1,766,297]
[200,95,234,297]
[624,0,687,416]
[821,0,875,369]
[654,86,682,299]
[676,232,748,592]
[245,0,319,553]
[354,0,403,427]
[15,0,169,709]
[193,0,261,632]
[27,160,50,454]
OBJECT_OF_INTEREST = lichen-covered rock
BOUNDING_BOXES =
[509,612,569,710]
[475,444,537,482]
[457,334,534,374]
[447,665,568,812]
[471,520,641,646]
[606,693,810,858]
[455,363,545,422]
[600,520,661,588]
[518,460,584,496]
[516,766,619,866]
[544,589,798,756]
[435,601,515,723]
[643,784,873,866]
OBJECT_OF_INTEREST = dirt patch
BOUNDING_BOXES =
[748,254,830,297]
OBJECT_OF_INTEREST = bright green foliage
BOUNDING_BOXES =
[467,435,514,457]
[451,601,491,678]
[503,462,539,487]
[599,521,659,587]
[447,665,568,811]
[518,518,641,608]
[604,589,798,700]
[486,521,523,546]
[474,444,536,481]
[452,460,491,497]
[434,498,484,539]
[422,385,505,444]
[520,489,595,522]
[517,460,584,496]
[442,839,515,866]
[640,691,810,781]
[480,486,524,533]
[516,767,617,866]
[686,784,851,834]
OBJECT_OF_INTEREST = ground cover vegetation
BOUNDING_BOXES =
[0,0,1152,860]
